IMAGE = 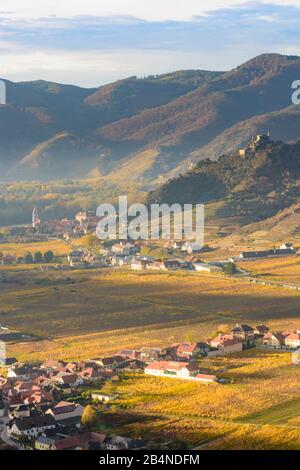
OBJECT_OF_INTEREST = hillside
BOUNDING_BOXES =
[100,54,300,181]
[223,202,300,245]
[0,70,221,181]
[147,138,300,225]
[2,54,300,182]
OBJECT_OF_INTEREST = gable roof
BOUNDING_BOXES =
[231,324,254,333]
[54,432,107,450]
[146,361,189,371]
[286,332,300,341]
[47,401,77,415]
[12,415,56,431]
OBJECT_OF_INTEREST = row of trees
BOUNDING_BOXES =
[24,250,54,263]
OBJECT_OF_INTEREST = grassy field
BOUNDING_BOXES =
[99,349,300,450]
[0,239,70,257]
[1,267,299,362]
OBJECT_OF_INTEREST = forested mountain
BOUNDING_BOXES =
[1,53,300,182]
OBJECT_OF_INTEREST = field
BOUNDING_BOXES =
[1,267,299,362]
[0,239,70,257]
[237,255,300,284]
[99,349,300,450]
[1,251,300,450]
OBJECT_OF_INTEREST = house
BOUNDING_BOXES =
[67,250,85,263]
[111,242,137,256]
[185,256,203,264]
[231,324,255,343]
[0,357,18,367]
[147,260,181,271]
[119,359,145,371]
[105,436,146,450]
[91,393,116,403]
[55,373,84,388]
[285,333,300,349]
[167,342,209,360]
[79,367,103,382]
[35,432,107,450]
[7,366,32,381]
[118,349,140,360]
[131,258,153,270]
[9,404,33,419]
[45,401,84,422]
[97,356,125,369]
[263,332,285,348]
[23,390,54,407]
[254,325,270,336]
[209,334,243,355]
[138,347,162,363]
[194,373,218,384]
[8,415,56,439]
[280,242,295,251]
[194,263,223,273]
[41,360,65,373]
[181,242,203,254]
[145,361,197,380]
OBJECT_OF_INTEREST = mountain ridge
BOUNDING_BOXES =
[1,53,300,182]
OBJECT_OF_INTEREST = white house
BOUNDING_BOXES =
[194,263,223,273]
[131,257,153,270]
[285,333,300,349]
[145,361,194,380]
[91,393,116,403]
[8,415,56,439]
[280,242,294,251]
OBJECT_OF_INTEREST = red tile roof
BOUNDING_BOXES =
[146,361,189,371]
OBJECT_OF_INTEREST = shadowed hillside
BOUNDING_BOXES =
[2,54,300,182]
[148,138,300,225]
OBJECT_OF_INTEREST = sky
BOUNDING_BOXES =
[0,1,300,87]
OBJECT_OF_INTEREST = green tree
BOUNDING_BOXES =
[34,251,43,263]
[44,250,54,262]
[24,252,33,264]
[223,262,238,276]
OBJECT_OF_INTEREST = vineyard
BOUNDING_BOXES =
[104,349,300,450]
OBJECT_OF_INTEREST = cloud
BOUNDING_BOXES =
[0,2,300,86]
[1,1,300,22]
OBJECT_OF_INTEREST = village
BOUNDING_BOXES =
[1,321,299,451]
[1,204,300,451]
[1,207,299,277]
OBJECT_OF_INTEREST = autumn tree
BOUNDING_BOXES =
[81,405,100,430]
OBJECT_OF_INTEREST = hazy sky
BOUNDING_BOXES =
[0,1,300,86]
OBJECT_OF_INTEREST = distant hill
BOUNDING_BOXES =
[99,54,300,181]
[2,53,300,183]
[147,137,300,225]
[0,70,221,181]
